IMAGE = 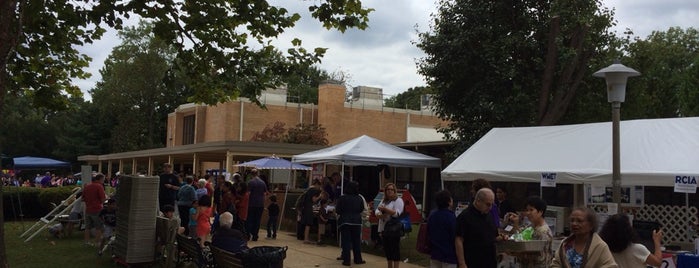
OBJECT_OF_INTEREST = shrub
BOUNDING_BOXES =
[2,186,76,218]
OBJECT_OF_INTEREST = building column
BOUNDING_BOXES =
[118,159,124,174]
[107,160,112,177]
[192,153,198,176]
[131,158,137,174]
[148,157,154,176]
[226,151,234,176]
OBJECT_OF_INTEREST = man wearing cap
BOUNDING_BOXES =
[159,163,179,213]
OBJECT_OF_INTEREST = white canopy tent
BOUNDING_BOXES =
[442,117,699,187]
[293,135,442,168]
[293,135,441,213]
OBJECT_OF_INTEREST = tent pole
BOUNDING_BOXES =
[422,168,428,219]
[687,193,691,242]
[340,161,345,248]
[540,185,543,199]
[279,161,293,235]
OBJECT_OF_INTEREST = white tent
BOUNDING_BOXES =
[292,135,442,168]
[442,117,699,187]
[292,135,441,222]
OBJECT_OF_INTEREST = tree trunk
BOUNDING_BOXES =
[538,24,591,126]
[538,16,560,123]
[0,182,7,268]
[1,1,23,265]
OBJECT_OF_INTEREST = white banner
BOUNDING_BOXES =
[674,175,698,194]
[540,173,557,187]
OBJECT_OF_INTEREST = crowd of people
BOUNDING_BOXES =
[1,172,82,187]
[43,163,667,268]
[156,163,275,256]
[420,178,665,268]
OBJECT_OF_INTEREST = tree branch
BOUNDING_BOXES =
[538,15,560,124]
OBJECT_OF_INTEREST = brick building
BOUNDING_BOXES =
[79,81,448,178]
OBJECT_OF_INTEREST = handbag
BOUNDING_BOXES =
[416,223,431,254]
[382,217,405,237]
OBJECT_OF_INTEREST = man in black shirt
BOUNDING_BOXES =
[159,163,179,213]
[455,188,498,268]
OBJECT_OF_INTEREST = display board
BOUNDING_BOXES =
[585,185,644,206]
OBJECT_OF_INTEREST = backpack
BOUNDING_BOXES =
[382,216,405,237]
[416,222,431,254]
[383,211,411,237]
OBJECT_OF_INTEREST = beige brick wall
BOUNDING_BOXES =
[167,83,446,146]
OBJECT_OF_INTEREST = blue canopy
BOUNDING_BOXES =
[13,156,71,169]
[234,156,311,170]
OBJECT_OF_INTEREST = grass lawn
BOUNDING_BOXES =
[5,221,134,268]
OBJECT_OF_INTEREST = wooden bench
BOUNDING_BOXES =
[209,245,244,268]
[175,233,213,268]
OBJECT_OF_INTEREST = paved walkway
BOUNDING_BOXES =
[245,230,425,268]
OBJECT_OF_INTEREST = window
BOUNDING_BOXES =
[182,115,195,145]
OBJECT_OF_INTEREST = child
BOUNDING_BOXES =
[100,199,117,238]
[266,195,280,239]
[99,199,117,255]
[189,199,199,238]
[195,195,212,247]
[162,204,184,235]
[48,223,64,238]
[317,199,329,244]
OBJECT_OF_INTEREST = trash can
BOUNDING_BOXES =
[240,246,288,268]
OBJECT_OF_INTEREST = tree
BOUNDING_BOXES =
[47,97,102,161]
[90,21,189,152]
[250,121,329,145]
[286,123,329,145]
[0,93,57,157]
[283,65,331,104]
[0,1,372,265]
[622,27,699,118]
[250,122,288,143]
[416,0,617,156]
[384,86,433,110]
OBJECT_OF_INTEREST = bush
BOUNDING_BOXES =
[2,186,76,218]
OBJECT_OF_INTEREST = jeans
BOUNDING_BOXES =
[247,206,264,240]
[340,224,363,264]
[267,216,278,238]
[177,205,191,235]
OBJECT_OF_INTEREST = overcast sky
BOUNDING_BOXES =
[75,0,698,99]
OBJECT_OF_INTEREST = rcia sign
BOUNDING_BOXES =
[674,175,698,194]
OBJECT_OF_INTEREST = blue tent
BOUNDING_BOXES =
[234,156,311,170]
[13,156,70,169]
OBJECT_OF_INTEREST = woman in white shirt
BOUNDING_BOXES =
[599,213,663,268]
[376,183,404,268]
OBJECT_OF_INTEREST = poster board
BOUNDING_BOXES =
[585,185,644,206]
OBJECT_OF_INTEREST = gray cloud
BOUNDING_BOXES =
[75,0,696,99]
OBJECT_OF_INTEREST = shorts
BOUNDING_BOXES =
[196,224,211,238]
[69,212,82,221]
[85,213,104,230]
[103,225,114,237]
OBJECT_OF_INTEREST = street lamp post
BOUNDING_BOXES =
[593,60,640,211]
